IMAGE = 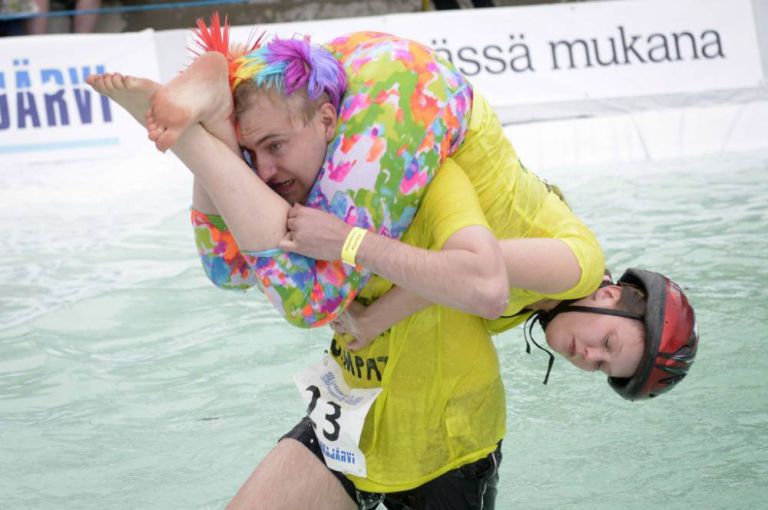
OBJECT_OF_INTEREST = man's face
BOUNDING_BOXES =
[544,287,645,379]
[237,92,335,205]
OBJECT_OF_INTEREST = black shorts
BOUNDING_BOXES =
[281,417,502,510]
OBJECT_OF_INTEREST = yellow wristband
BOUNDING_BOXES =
[341,227,367,266]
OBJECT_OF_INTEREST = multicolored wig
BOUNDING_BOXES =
[192,13,347,111]
[191,12,265,91]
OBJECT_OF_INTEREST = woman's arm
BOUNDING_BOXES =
[499,238,582,294]
[174,124,290,251]
[192,178,220,215]
[333,287,431,351]
[324,237,585,351]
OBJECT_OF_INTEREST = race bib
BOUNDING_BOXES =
[293,357,382,477]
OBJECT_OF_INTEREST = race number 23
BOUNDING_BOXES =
[305,384,341,441]
[293,358,382,477]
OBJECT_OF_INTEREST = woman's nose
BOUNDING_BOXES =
[583,346,606,363]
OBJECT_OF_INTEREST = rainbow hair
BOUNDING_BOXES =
[232,36,347,111]
[191,12,266,91]
[192,14,347,111]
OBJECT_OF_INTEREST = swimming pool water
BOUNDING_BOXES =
[1,149,766,509]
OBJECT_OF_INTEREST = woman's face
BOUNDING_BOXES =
[237,92,336,205]
[544,286,645,378]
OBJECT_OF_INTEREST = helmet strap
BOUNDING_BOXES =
[549,305,644,323]
[539,275,645,326]
[523,313,555,385]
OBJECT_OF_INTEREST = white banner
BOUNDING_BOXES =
[0,31,160,164]
[228,0,764,108]
[1,0,764,166]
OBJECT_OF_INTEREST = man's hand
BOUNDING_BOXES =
[278,204,353,260]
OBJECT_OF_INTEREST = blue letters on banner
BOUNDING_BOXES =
[0,59,116,154]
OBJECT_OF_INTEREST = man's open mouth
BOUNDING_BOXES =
[271,179,295,194]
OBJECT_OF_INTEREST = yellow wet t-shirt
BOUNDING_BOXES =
[330,93,605,493]
[330,159,506,493]
[454,93,606,331]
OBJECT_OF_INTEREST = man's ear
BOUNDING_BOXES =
[318,102,338,141]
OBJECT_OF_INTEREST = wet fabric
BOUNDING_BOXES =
[450,94,606,333]
[329,159,506,492]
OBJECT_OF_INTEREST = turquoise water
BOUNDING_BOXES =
[1,150,766,509]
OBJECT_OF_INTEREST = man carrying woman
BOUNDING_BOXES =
[87,16,698,509]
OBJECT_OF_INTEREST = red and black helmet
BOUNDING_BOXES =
[607,268,699,401]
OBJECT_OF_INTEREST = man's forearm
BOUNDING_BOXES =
[354,227,508,318]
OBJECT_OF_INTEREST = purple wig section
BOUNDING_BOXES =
[266,37,347,111]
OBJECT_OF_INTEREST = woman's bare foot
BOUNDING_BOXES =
[85,73,160,127]
[149,52,234,152]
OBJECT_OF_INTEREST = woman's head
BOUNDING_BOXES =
[544,268,698,400]
[544,284,645,379]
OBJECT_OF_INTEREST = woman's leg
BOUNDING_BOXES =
[86,72,289,251]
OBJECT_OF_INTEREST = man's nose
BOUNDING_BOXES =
[256,157,277,182]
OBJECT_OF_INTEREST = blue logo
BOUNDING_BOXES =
[0,58,118,154]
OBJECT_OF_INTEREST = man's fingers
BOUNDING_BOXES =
[287,203,303,218]
[277,233,295,252]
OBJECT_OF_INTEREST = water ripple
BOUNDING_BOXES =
[2,150,767,509]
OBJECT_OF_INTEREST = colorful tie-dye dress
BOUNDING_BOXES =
[191,32,472,327]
